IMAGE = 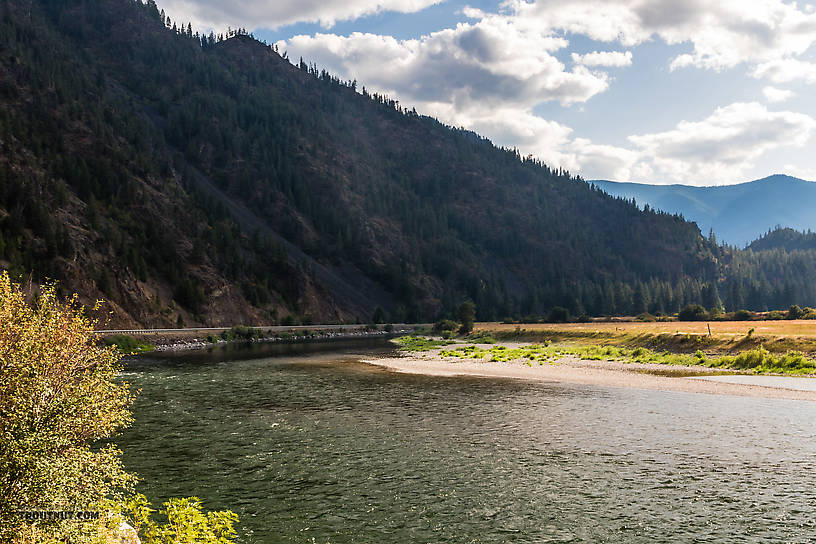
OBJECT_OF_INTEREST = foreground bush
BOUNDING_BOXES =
[0,272,238,543]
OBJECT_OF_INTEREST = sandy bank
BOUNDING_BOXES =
[363,350,816,401]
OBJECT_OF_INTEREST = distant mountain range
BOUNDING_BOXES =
[591,175,816,247]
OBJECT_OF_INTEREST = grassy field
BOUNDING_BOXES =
[473,320,816,355]
[476,320,816,337]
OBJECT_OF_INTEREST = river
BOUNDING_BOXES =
[118,339,816,542]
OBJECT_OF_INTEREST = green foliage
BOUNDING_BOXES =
[0,272,239,542]
[466,331,497,344]
[433,319,459,332]
[436,338,816,375]
[372,307,386,324]
[119,494,238,544]
[733,309,752,321]
[221,325,261,341]
[546,306,570,323]
[787,305,804,320]
[103,334,155,354]
[394,335,454,351]
[458,301,476,334]
[0,272,135,540]
[678,304,709,321]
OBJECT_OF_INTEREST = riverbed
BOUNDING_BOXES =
[119,339,816,542]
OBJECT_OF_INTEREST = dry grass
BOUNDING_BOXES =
[477,320,816,337]
[475,320,816,356]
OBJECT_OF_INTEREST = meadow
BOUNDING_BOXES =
[473,320,816,355]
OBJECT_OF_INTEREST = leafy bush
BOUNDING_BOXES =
[635,312,656,322]
[103,334,155,354]
[221,325,259,341]
[787,305,804,320]
[678,304,708,321]
[467,331,497,344]
[732,309,752,321]
[394,335,453,351]
[0,272,239,542]
[433,319,459,332]
[119,494,238,544]
[546,306,570,323]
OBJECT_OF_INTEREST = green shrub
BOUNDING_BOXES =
[0,272,239,543]
[546,306,570,323]
[103,334,154,354]
[733,309,752,321]
[678,304,708,321]
[787,305,804,320]
[433,319,459,332]
[467,331,497,344]
[395,335,454,351]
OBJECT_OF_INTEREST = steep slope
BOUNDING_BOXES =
[592,175,816,247]
[5,0,794,322]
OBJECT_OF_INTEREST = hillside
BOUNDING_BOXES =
[592,175,816,247]
[3,0,816,324]
[749,227,816,252]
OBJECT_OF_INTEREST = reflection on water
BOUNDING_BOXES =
[119,340,816,543]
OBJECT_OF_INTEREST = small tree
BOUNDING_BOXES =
[371,306,386,325]
[0,272,134,541]
[0,273,239,543]
[457,301,476,334]
[678,304,708,321]
[546,306,570,323]
[787,305,804,320]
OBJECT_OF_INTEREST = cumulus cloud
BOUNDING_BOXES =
[762,85,795,103]
[280,21,609,110]
[277,14,619,179]
[506,0,816,72]
[752,57,816,84]
[571,50,633,67]
[627,102,816,183]
[157,0,439,30]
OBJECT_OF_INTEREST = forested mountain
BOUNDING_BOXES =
[0,0,814,326]
[749,227,816,252]
[592,175,816,247]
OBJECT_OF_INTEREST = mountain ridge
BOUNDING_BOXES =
[591,175,816,246]
[4,0,816,324]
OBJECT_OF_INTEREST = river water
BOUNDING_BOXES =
[119,339,816,543]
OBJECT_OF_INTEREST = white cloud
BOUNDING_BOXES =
[506,0,816,72]
[627,102,816,183]
[571,50,633,67]
[752,57,816,83]
[279,20,610,110]
[157,0,439,30]
[277,14,619,179]
[762,85,795,102]
[781,164,816,180]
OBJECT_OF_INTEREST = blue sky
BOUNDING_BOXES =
[158,0,816,186]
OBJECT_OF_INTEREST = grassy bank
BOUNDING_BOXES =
[396,332,816,375]
[475,322,816,356]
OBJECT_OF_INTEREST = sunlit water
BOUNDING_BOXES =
[119,339,816,543]
[692,374,816,392]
